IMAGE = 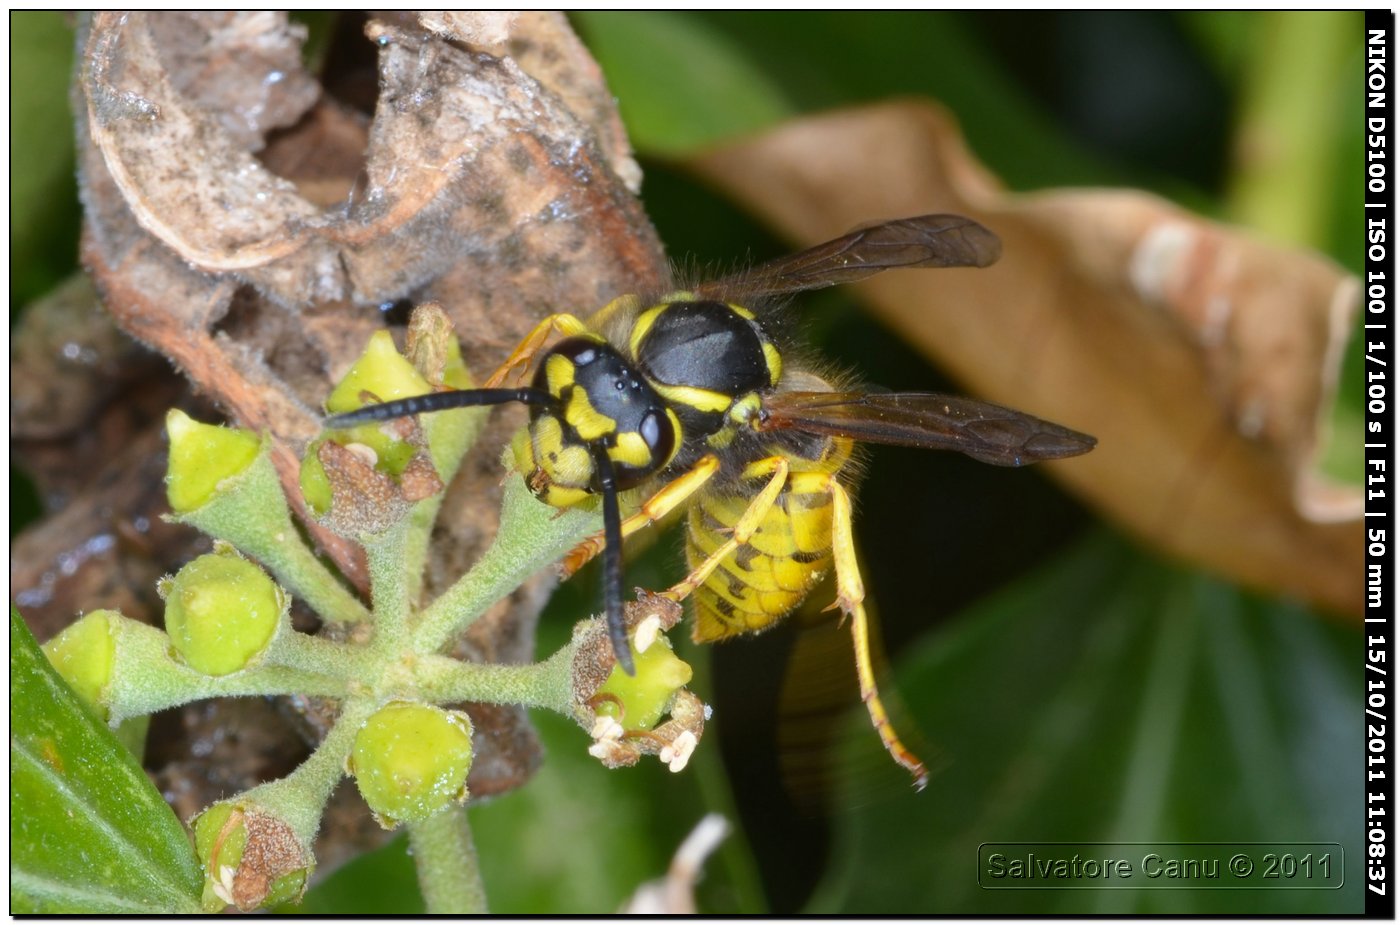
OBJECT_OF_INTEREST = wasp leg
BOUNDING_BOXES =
[561,454,722,579]
[828,480,930,791]
[660,456,790,603]
[484,313,593,387]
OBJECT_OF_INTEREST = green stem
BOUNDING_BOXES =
[407,805,489,914]
[263,628,376,686]
[401,496,444,610]
[412,475,599,655]
[415,645,577,713]
[177,453,371,623]
[404,403,489,602]
[246,697,377,843]
[107,619,347,722]
[363,517,416,651]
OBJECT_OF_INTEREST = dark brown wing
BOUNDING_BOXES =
[758,391,1096,467]
[695,214,1001,302]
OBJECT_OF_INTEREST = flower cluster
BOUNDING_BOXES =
[40,305,707,912]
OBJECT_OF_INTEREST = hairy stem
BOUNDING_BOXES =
[408,806,489,914]
[412,475,599,655]
[106,619,348,723]
[414,644,577,713]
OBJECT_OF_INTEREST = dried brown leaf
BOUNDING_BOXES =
[688,100,1361,618]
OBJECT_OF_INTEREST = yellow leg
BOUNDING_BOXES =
[660,457,790,603]
[828,481,929,790]
[561,455,722,579]
[484,313,592,388]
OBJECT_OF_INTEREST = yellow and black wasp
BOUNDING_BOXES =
[326,214,1096,787]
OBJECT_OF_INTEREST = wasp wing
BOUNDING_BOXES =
[697,214,1001,302]
[757,391,1096,467]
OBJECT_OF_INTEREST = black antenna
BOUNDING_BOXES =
[324,387,638,673]
[590,445,635,675]
[323,388,555,428]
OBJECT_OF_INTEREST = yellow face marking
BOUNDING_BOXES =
[664,408,684,454]
[528,415,595,488]
[726,303,756,321]
[539,482,592,507]
[611,431,653,469]
[510,427,536,482]
[565,387,616,442]
[544,353,576,396]
[550,444,594,487]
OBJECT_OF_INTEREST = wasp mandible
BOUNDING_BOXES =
[327,214,1096,788]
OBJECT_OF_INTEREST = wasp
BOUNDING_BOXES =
[326,214,1095,787]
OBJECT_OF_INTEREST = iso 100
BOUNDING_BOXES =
[1262,853,1333,879]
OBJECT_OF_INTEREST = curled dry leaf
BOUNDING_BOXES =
[688,100,1361,618]
[12,9,670,872]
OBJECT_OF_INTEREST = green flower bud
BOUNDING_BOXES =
[165,409,262,513]
[312,330,435,507]
[595,631,693,732]
[327,330,434,415]
[298,440,334,515]
[42,610,118,719]
[193,802,310,912]
[440,334,472,390]
[162,549,285,676]
[350,701,473,829]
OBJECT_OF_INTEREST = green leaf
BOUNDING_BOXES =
[572,11,794,155]
[808,532,1362,914]
[289,833,423,914]
[11,11,80,306]
[10,608,203,914]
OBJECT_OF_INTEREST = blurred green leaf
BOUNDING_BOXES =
[10,608,203,914]
[1178,11,1252,79]
[572,11,793,155]
[809,533,1361,914]
[290,832,423,914]
[687,12,1120,191]
[470,709,749,913]
[11,11,80,307]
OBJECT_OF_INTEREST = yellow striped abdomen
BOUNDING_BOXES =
[686,437,855,642]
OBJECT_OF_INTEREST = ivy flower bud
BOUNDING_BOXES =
[41,610,119,719]
[165,409,262,514]
[326,329,434,416]
[303,330,440,514]
[161,548,286,676]
[594,630,694,732]
[349,701,474,829]
[192,802,310,912]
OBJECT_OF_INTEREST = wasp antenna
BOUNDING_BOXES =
[591,446,635,675]
[324,387,556,428]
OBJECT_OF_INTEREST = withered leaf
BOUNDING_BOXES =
[688,100,1362,618]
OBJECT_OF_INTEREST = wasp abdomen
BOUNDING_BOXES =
[687,482,835,642]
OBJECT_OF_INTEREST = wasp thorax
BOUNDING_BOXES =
[513,336,679,507]
[631,300,782,444]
